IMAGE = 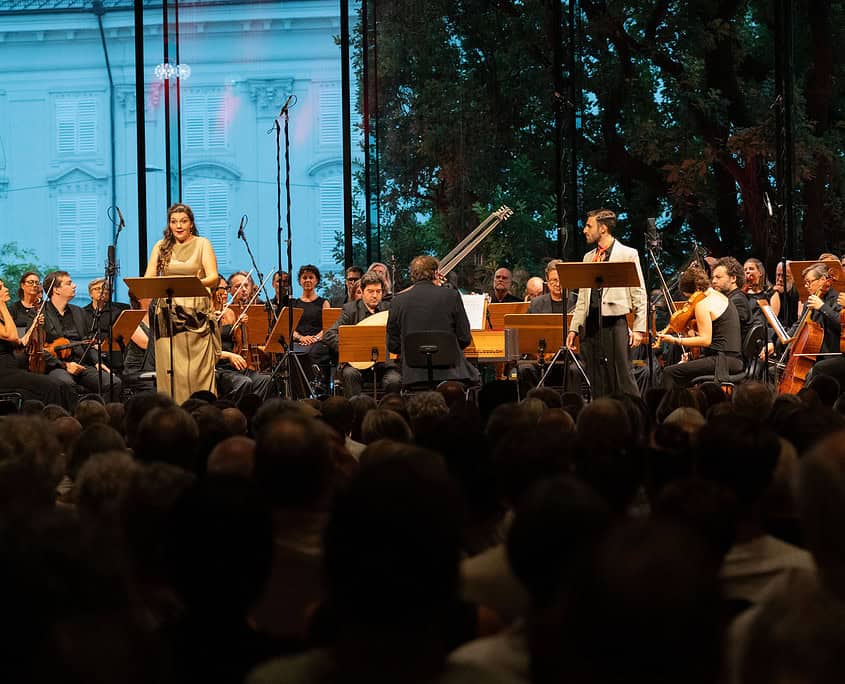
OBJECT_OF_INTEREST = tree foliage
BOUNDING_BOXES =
[353,0,845,291]
[0,242,56,295]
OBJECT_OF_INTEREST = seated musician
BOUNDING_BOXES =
[386,255,479,388]
[270,271,291,312]
[0,278,74,408]
[330,265,364,307]
[41,270,122,399]
[711,257,751,343]
[291,265,332,389]
[9,271,43,330]
[524,276,546,302]
[659,266,742,389]
[215,276,274,401]
[368,262,394,302]
[84,277,130,373]
[323,270,401,398]
[490,267,521,303]
[528,260,566,313]
[772,263,842,387]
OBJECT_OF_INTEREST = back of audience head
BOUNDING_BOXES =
[507,476,611,605]
[68,423,127,480]
[348,394,377,443]
[806,374,840,407]
[741,574,845,684]
[656,387,700,424]
[74,398,110,429]
[207,436,256,479]
[532,518,723,684]
[134,406,200,473]
[21,399,44,416]
[526,387,563,409]
[361,408,413,445]
[799,430,845,596]
[732,380,774,420]
[42,403,71,421]
[74,450,139,529]
[220,406,247,436]
[322,454,463,635]
[254,412,333,510]
[124,392,175,451]
[0,416,64,517]
[406,391,448,443]
[695,414,780,514]
[320,396,354,438]
[377,392,409,424]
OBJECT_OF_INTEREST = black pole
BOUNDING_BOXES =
[162,0,172,209]
[553,0,564,259]
[362,0,373,267]
[372,0,382,263]
[566,0,580,257]
[340,0,354,268]
[134,0,148,272]
[174,0,182,201]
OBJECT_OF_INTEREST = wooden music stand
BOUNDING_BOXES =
[123,276,209,399]
[789,260,844,300]
[338,325,389,366]
[322,307,342,331]
[504,314,566,355]
[229,304,272,344]
[263,307,304,352]
[487,302,529,329]
[108,309,146,351]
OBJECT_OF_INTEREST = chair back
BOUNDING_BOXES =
[403,331,461,369]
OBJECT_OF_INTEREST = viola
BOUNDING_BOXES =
[45,337,94,361]
[654,290,706,347]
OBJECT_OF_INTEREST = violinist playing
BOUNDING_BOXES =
[0,278,74,408]
[659,266,742,389]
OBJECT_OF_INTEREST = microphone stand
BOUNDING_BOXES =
[270,95,313,399]
[237,214,277,332]
[644,218,661,391]
[83,207,124,400]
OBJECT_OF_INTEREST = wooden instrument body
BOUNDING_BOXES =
[778,316,823,395]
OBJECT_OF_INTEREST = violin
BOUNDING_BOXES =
[654,290,706,347]
[45,337,95,361]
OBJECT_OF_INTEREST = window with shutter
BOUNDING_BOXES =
[183,181,231,269]
[319,177,342,266]
[57,196,99,273]
[319,85,342,147]
[55,98,98,156]
[183,92,228,150]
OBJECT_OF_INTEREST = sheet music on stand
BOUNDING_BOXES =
[461,293,488,331]
[758,298,791,345]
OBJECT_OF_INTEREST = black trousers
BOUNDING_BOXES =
[663,354,743,389]
[580,312,639,398]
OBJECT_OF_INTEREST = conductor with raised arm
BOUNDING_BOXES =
[565,209,647,397]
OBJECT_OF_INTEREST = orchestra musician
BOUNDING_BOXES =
[330,266,364,307]
[145,203,220,404]
[0,277,74,408]
[271,271,291,312]
[9,271,42,330]
[566,209,647,397]
[710,257,751,343]
[368,262,393,301]
[323,270,401,397]
[387,255,480,388]
[774,260,800,329]
[659,266,742,389]
[744,258,780,319]
[765,262,841,368]
[121,295,157,395]
[528,260,566,313]
[291,264,332,389]
[227,271,259,306]
[42,270,122,399]
[83,277,130,335]
[490,267,521,303]
[524,276,545,302]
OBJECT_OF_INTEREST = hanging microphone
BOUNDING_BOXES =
[764,193,773,217]
[115,206,125,232]
[646,217,659,249]
[278,94,294,116]
[237,215,246,240]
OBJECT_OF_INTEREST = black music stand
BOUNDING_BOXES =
[124,276,208,400]
[553,261,642,398]
[263,306,311,399]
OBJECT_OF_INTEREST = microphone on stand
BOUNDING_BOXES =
[237,215,247,240]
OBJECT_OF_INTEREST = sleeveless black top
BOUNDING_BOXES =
[707,302,741,356]
[293,297,326,336]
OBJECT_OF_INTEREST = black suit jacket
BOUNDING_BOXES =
[386,280,479,385]
[43,301,94,369]
[727,288,751,344]
[323,299,390,352]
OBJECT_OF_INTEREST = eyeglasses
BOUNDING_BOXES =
[804,277,820,287]
[23,280,40,286]
[346,277,361,283]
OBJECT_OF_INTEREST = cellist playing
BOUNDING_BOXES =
[658,265,742,389]
[771,263,841,389]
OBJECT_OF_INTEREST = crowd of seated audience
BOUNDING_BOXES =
[2,375,845,683]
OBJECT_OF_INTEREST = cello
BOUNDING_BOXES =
[776,276,829,395]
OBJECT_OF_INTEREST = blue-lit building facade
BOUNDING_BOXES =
[0,0,356,303]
